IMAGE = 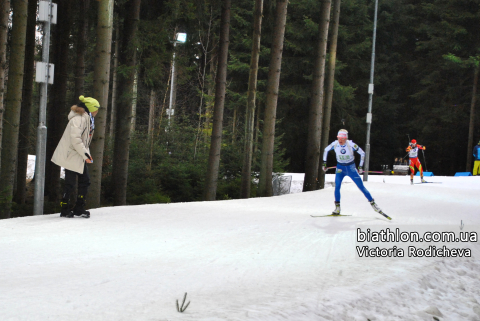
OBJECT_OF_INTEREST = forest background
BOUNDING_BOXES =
[0,0,479,218]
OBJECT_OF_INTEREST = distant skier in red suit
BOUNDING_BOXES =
[406,139,426,185]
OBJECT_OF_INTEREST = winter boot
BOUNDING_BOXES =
[72,195,90,218]
[421,177,426,183]
[410,179,414,185]
[60,199,73,218]
[370,200,382,213]
[332,202,341,215]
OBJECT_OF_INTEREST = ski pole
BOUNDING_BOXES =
[422,149,428,172]
[404,134,411,161]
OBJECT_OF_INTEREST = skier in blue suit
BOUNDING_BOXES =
[322,129,383,216]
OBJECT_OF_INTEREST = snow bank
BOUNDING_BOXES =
[1,175,479,320]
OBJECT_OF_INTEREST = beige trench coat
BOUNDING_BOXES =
[51,106,93,174]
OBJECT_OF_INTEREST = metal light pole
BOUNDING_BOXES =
[363,0,378,182]
[167,43,177,128]
[167,32,186,129]
[33,1,56,215]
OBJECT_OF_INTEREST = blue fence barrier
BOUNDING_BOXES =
[454,172,472,176]
[416,172,434,176]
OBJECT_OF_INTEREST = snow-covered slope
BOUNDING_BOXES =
[1,176,479,320]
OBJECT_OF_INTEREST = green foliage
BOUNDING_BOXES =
[0,187,13,219]
[443,53,480,69]
[128,192,171,205]
[101,134,172,205]
[443,53,465,65]
[99,106,290,204]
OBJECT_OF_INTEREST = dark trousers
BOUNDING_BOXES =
[63,163,90,200]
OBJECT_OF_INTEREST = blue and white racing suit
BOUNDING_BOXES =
[323,140,373,203]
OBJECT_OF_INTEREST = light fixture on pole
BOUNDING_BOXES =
[167,32,187,129]
[363,0,378,182]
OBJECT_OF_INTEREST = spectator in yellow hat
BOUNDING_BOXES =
[51,95,100,218]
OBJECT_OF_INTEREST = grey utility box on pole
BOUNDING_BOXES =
[38,1,57,23]
[35,62,54,84]
[33,0,56,216]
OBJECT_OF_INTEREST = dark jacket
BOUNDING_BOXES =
[474,145,480,161]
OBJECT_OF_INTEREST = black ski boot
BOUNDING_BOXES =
[60,199,73,218]
[72,195,90,218]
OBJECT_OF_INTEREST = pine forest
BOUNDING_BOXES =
[0,0,479,218]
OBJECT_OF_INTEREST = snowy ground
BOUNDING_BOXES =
[1,175,480,321]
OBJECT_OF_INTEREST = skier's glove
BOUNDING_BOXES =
[322,162,327,172]
[423,146,426,150]
[358,166,364,174]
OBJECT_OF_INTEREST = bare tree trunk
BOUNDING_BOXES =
[466,65,479,172]
[87,0,114,209]
[156,71,170,138]
[130,69,138,133]
[0,0,28,219]
[231,106,237,144]
[253,101,262,164]
[0,0,10,169]
[148,89,156,138]
[194,8,214,160]
[109,17,119,139]
[257,0,289,197]
[203,53,217,144]
[74,0,90,98]
[15,0,37,205]
[240,0,263,198]
[147,90,157,170]
[112,0,141,206]
[318,0,341,189]
[203,0,231,201]
[303,0,332,192]
[46,0,73,203]
[71,0,90,202]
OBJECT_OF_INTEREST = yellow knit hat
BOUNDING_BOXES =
[79,95,100,113]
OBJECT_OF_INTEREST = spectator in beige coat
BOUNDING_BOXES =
[51,95,99,218]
